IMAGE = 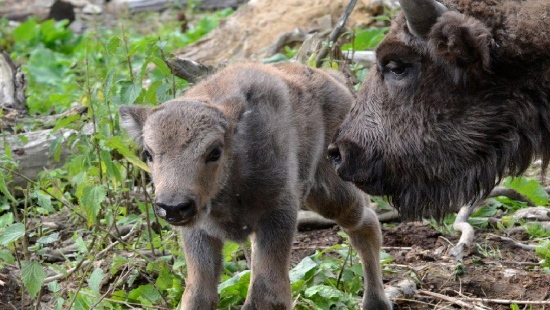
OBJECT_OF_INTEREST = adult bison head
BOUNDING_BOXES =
[330,0,550,220]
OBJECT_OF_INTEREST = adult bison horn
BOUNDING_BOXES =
[399,0,448,38]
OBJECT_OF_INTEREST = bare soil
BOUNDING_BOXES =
[292,222,550,309]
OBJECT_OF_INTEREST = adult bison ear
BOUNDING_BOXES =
[428,11,493,83]
[119,105,150,146]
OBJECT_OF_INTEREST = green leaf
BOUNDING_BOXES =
[149,56,171,75]
[13,19,38,44]
[106,37,122,54]
[155,265,175,291]
[471,205,498,217]
[100,150,123,187]
[222,242,240,262]
[88,268,105,295]
[75,235,88,254]
[128,284,161,304]
[76,181,106,225]
[503,176,549,206]
[33,190,53,213]
[218,270,250,308]
[342,27,388,51]
[0,249,15,264]
[36,232,59,245]
[0,212,14,228]
[262,53,290,64]
[120,80,142,105]
[72,291,93,310]
[52,114,80,133]
[105,68,116,98]
[110,254,128,276]
[304,284,344,299]
[0,222,25,246]
[21,261,46,298]
[0,168,16,203]
[105,136,150,172]
[290,256,317,283]
[48,281,62,293]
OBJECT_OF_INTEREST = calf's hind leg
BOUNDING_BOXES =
[306,165,392,310]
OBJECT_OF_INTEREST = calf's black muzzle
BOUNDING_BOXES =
[154,197,198,225]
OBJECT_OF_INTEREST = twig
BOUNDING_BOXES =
[43,225,139,284]
[456,292,550,305]
[315,0,358,67]
[417,290,484,309]
[382,246,413,251]
[486,234,537,250]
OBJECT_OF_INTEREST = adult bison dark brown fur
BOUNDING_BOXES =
[119,63,391,310]
[330,0,550,220]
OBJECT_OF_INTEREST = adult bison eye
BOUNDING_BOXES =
[206,147,222,163]
[386,61,409,76]
[143,149,153,162]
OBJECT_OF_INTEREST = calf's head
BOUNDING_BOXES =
[331,0,547,219]
[119,101,230,226]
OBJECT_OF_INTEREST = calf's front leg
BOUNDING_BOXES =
[243,207,297,310]
[178,228,224,310]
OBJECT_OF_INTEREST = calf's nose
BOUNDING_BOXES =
[154,197,197,224]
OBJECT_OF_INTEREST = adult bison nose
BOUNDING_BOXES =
[154,197,197,225]
[327,143,343,168]
[327,142,356,183]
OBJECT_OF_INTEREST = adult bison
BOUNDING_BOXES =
[119,63,391,310]
[330,0,550,220]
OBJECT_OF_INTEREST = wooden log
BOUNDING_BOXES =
[3,123,93,191]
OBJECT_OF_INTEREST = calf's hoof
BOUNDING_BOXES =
[363,297,393,310]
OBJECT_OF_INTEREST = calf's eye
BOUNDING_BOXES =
[206,147,222,163]
[143,150,153,162]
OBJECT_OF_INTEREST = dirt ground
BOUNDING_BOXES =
[294,222,550,309]
[1,217,549,309]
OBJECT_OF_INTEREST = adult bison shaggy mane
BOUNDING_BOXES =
[330,0,550,220]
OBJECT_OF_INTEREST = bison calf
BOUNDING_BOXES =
[330,0,550,220]
[119,63,391,310]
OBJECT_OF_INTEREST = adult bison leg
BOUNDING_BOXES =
[178,228,223,310]
[306,163,391,310]
[243,204,298,310]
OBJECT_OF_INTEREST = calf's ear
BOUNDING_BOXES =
[119,105,150,146]
[428,11,492,83]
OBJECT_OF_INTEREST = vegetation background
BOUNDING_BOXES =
[0,1,549,309]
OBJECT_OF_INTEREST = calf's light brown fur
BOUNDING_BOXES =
[119,62,390,310]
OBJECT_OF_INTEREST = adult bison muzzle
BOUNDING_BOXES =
[330,0,550,220]
[119,63,391,309]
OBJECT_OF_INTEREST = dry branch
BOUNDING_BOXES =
[486,234,537,251]
[417,290,488,310]
[513,206,550,221]
[315,0,358,67]
[456,292,550,306]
